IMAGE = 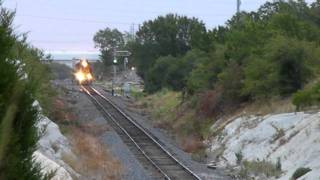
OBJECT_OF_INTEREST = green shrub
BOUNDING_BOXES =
[235,151,243,165]
[292,82,320,110]
[187,45,225,94]
[243,56,278,99]
[291,167,312,180]
[144,56,175,93]
[130,87,145,100]
[243,36,317,99]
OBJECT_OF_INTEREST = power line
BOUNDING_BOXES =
[16,10,234,25]
[16,14,136,25]
[32,40,93,44]
[16,4,237,19]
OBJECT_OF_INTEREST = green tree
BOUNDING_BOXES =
[144,50,208,93]
[165,50,205,91]
[126,0,320,110]
[187,46,226,93]
[0,4,49,179]
[144,56,175,92]
[266,37,315,95]
[93,28,124,66]
[131,14,209,84]
[242,56,278,99]
[127,41,160,79]
[218,61,245,102]
[242,36,318,99]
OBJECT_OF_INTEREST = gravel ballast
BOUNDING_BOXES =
[94,85,231,180]
[53,80,151,180]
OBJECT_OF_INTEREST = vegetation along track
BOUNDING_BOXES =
[81,85,201,180]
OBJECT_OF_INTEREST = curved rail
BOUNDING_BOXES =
[82,85,201,180]
[81,86,170,179]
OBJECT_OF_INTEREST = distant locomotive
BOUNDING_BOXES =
[74,59,94,85]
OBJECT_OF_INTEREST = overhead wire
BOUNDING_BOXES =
[11,1,266,48]
[16,14,136,25]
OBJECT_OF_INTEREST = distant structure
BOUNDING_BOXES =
[237,0,241,14]
[43,51,101,68]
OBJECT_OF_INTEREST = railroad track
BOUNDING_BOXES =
[81,85,201,180]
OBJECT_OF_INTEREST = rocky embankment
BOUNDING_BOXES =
[208,112,320,179]
[33,102,78,179]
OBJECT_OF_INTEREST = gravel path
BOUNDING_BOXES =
[94,85,232,180]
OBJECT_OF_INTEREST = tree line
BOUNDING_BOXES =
[0,2,53,179]
[94,0,320,112]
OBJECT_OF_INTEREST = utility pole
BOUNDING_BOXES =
[133,23,135,40]
[112,47,117,96]
[237,0,241,14]
[124,57,128,72]
[111,49,131,96]
[130,23,135,40]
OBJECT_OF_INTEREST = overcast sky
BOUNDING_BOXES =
[3,0,315,52]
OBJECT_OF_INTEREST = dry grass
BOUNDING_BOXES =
[241,98,295,116]
[270,124,285,143]
[61,152,78,174]
[50,97,77,125]
[51,84,122,179]
[179,135,205,153]
[179,135,207,162]
[77,122,110,137]
[137,89,181,121]
[135,90,210,156]
[63,128,122,179]
[240,159,282,178]
[210,98,296,139]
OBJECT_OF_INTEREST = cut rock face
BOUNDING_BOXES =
[208,112,320,179]
[34,109,79,179]
[33,151,73,180]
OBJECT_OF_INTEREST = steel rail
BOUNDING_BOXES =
[83,85,201,179]
[91,87,202,180]
[81,85,170,179]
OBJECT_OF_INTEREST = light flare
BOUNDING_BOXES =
[81,60,88,68]
[86,73,93,80]
[74,71,85,83]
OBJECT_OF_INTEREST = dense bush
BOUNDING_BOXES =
[187,45,226,93]
[144,50,208,92]
[292,82,320,110]
[243,36,317,99]
[145,56,177,92]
